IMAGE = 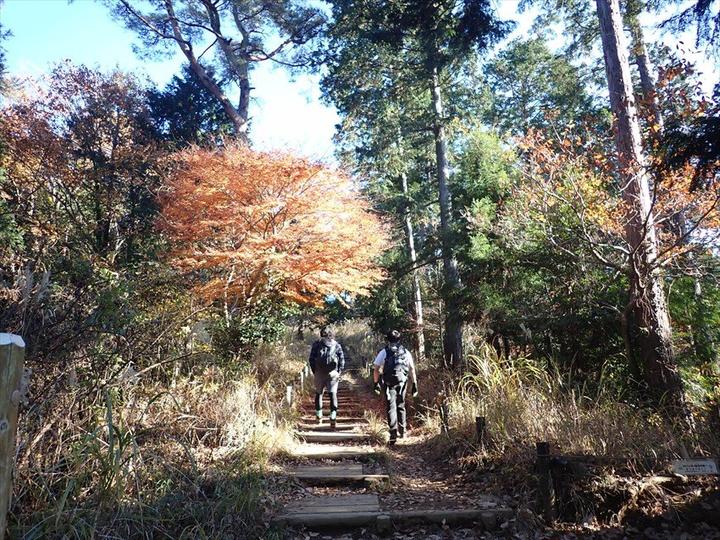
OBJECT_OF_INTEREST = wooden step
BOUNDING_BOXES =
[296,423,368,432]
[288,464,388,485]
[296,431,371,443]
[290,444,379,461]
[300,412,367,420]
[283,494,380,515]
[273,506,513,530]
[299,417,366,424]
[300,405,366,410]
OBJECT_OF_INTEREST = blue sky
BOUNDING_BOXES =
[2,0,340,159]
[2,0,718,160]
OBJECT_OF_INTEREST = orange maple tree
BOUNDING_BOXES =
[160,142,389,307]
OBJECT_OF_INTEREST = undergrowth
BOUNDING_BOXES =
[411,344,720,526]
[11,320,382,538]
[11,359,294,539]
[418,345,718,469]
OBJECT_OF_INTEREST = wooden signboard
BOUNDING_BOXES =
[671,459,719,476]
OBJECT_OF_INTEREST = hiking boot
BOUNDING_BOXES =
[398,430,406,439]
[330,410,337,429]
[316,410,323,425]
[388,430,397,446]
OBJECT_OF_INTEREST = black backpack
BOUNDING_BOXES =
[382,344,410,386]
[318,340,338,369]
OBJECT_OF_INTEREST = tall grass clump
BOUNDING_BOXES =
[11,364,293,539]
[438,345,690,466]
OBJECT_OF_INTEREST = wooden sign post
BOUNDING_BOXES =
[439,401,450,434]
[0,334,25,540]
[475,416,486,448]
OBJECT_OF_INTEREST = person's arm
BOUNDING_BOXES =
[308,342,318,374]
[407,351,417,385]
[372,349,385,393]
[336,343,345,373]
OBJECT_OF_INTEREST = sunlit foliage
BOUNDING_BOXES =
[161,142,389,308]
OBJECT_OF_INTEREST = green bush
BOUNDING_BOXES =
[210,300,298,364]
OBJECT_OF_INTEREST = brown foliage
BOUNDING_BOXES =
[514,128,720,270]
[160,142,389,307]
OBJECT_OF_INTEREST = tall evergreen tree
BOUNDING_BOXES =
[148,65,232,146]
[484,37,599,134]
[323,0,509,369]
[595,0,688,414]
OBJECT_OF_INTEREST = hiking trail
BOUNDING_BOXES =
[272,357,513,538]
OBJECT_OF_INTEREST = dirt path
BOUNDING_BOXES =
[271,368,511,539]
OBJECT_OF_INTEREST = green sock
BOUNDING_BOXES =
[330,410,337,420]
[316,410,322,418]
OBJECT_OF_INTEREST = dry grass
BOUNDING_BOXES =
[422,345,700,468]
[11,364,294,539]
[363,409,389,445]
[7,319,384,538]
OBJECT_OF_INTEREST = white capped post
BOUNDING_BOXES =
[0,334,25,540]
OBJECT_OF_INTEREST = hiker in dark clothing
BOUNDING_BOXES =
[308,327,345,426]
[373,330,418,445]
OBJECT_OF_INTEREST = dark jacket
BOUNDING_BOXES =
[309,339,345,374]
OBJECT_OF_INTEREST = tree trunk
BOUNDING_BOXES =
[626,3,712,372]
[430,66,463,370]
[625,0,662,130]
[596,0,687,413]
[626,10,664,131]
[400,169,426,364]
[164,0,249,140]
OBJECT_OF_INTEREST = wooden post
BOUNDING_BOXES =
[299,369,304,390]
[475,416,486,448]
[536,441,554,523]
[0,334,25,540]
[305,365,311,390]
[285,384,293,407]
[440,401,450,434]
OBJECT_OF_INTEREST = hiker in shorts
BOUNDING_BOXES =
[373,330,418,445]
[308,327,345,427]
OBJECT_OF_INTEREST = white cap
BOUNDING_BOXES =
[0,334,25,348]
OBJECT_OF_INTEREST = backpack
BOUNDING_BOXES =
[382,344,410,386]
[318,340,338,369]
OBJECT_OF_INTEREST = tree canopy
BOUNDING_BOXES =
[161,143,389,308]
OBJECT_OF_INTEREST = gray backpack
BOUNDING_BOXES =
[382,344,410,386]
